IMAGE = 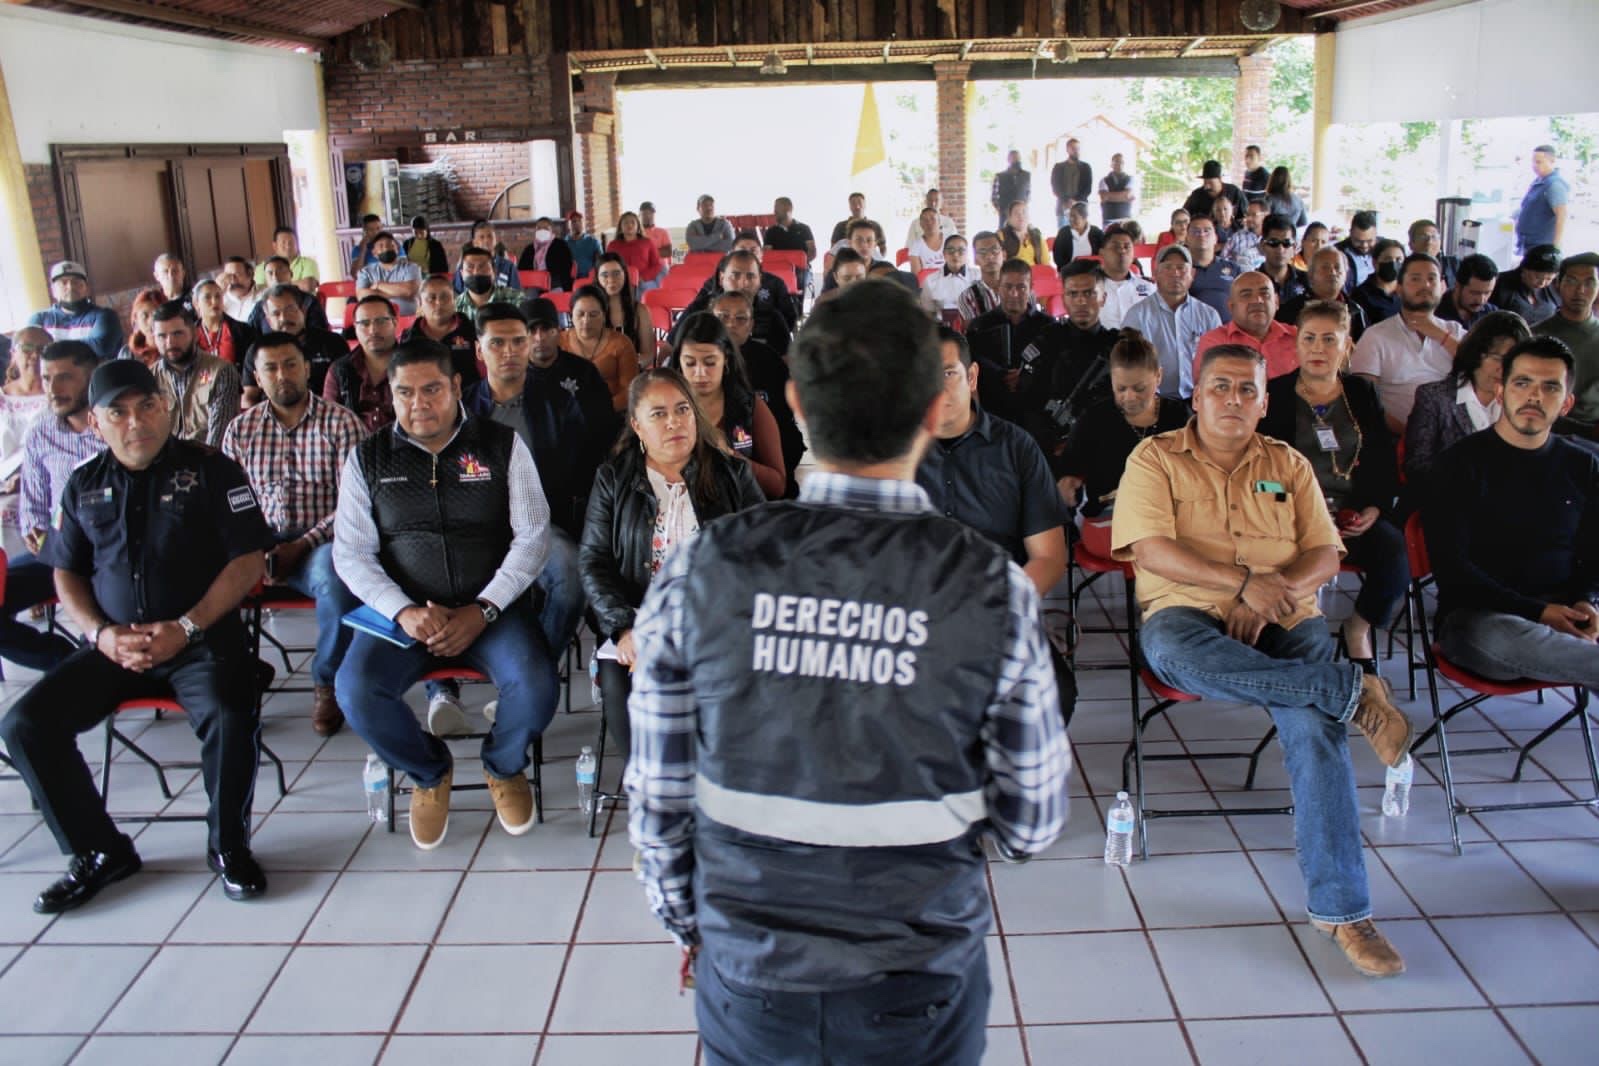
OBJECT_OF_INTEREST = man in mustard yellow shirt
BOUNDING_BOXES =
[1111,343,1414,980]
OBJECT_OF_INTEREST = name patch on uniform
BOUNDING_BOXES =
[457,453,492,483]
[749,593,930,688]
[227,485,258,513]
[80,486,113,508]
[379,476,408,484]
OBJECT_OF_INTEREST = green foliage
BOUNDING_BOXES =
[1549,116,1597,168]
[1126,75,1235,182]
[1267,39,1314,117]
[1384,122,1439,161]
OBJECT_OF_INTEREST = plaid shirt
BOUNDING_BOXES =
[221,393,364,547]
[625,471,1072,945]
[18,414,103,537]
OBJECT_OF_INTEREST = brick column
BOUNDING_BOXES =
[573,73,621,233]
[1231,53,1273,185]
[933,62,970,235]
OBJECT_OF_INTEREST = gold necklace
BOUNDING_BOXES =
[1295,378,1363,481]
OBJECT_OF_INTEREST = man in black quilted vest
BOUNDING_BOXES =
[626,280,1072,1065]
[332,338,557,850]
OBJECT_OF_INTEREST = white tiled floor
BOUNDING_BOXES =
[1,579,1597,1066]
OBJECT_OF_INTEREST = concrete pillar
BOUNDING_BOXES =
[1312,32,1337,216]
[305,65,344,289]
[0,58,48,321]
[933,61,970,235]
[1231,52,1273,186]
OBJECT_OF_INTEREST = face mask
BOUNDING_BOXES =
[60,298,93,313]
[377,251,398,265]
[465,275,495,295]
[534,230,553,244]
[1376,261,1400,283]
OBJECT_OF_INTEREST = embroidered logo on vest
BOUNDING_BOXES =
[457,452,492,483]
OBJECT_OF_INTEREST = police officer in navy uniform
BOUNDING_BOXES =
[626,280,1073,1065]
[0,360,273,914]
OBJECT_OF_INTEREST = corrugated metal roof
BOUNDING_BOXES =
[27,0,411,49]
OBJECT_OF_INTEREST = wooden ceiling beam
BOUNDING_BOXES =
[59,0,329,48]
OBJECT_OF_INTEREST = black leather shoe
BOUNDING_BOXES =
[206,848,267,901]
[33,847,143,914]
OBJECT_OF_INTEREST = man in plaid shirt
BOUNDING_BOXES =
[626,280,1071,1066]
[222,333,364,736]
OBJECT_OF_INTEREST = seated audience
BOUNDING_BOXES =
[153,253,187,304]
[1532,252,1599,433]
[956,231,1006,322]
[639,201,672,261]
[1262,166,1309,229]
[149,302,242,447]
[711,290,804,493]
[906,208,948,273]
[455,219,522,294]
[249,258,330,333]
[222,334,363,736]
[1405,310,1530,492]
[454,245,521,326]
[1408,219,1458,289]
[903,188,958,249]
[1351,254,1463,433]
[253,226,319,294]
[324,295,400,434]
[1183,160,1247,222]
[921,234,978,314]
[1261,301,1406,673]
[1224,201,1268,270]
[594,252,657,364]
[349,213,384,276]
[1293,221,1331,272]
[1055,329,1189,515]
[1426,336,1599,694]
[685,194,735,254]
[0,359,272,912]
[406,274,480,385]
[606,212,665,292]
[1051,202,1103,270]
[1112,344,1412,979]
[1210,196,1239,245]
[518,297,618,478]
[1257,214,1307,303]
[915,324,1075,720]
[675,245,795,355]
[219,257,262,322]
[1000,200,1046,265]
[332,339,558,850]
[356,232,423,317]
[664,313,785,499]
[827,191,881,255]
[1193,271,1300,384]
[1185,215,1241,322]
[1156,208,1190,250]
[404,216,450,276]
[565,212,602,278]
[117,288,166,366]
[561,285,638,412]
[816,247,869,305]
[30,260,123,361]
[5,339,102,674]
[518,217,575,292]
[763,196,817,292]
[259,283,347,398]
[1437,254,1501,329]
[1350,239,1406,327]
[966,258,1056,424]
[1023,261,1120,462]
[1492,245,1561,326]
[1123,244,1222,400]
[578,368,763,766]
[1097,228,1156,329]
[192,279,258,368]
[1280,247,1368,341]
[1337,211,1380,291]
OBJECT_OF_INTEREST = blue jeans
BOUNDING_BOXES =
[1439,608,1599,689]
[424,529,585,703]
[1139,607,1371,924]
[276,540,359,687]
[695,952,989,1066]
[0,552,77,674]
[336,598,557,788]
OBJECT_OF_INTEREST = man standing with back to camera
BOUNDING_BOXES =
[627,280,1072,1065]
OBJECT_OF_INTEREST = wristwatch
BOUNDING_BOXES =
[477,599,501,624]
[177,614,204,645]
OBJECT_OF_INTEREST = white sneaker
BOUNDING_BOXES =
[483,699,498,725]
[427,691,470,737]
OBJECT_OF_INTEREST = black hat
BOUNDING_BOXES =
[520,297,560,329]
[89,360,159,409]
[1199,160,1224,180]
[1522,244,1561,273]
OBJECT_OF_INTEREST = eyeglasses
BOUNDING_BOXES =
[1260,239,1294,248]
[355,316,395,328]
[713,313,753,325]
[16,344,47,355]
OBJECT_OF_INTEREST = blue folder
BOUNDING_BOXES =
[340,604,418,649]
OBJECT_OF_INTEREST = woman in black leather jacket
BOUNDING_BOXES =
[578,367,765,760]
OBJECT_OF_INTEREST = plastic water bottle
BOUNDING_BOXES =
[363,754,389,823]
[588,655,602,707]
[1316,572,1341,617]
[575,746,598,814]
[1382,754,1413,817]
[1103,791,1135,866]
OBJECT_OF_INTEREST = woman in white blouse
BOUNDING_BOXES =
[0,328,50,506]
[906,208,946,274]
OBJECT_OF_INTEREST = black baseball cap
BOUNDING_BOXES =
[519,297,560,329]
[1199,160,1224,180]
[89,360,159,409]
[1522,244,1561,273]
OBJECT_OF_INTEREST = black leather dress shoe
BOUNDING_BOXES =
[33,848,143,914]
[206,848,267,901]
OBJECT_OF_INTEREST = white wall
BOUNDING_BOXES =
[1333,0,1599,124]
[0,6,322,164]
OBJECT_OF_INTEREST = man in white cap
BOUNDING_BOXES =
[28,261,123,362]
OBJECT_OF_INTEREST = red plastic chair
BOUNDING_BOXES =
[546,291,573,315]
[894,248,910,266]
[682,251,724,272]
[395,315,416,334]
[916,268,939,284]
[766,263,798,295]
[1032,265,1063,300]
[1403,514,1598,853]
[319,280,356,299]
[762,249,809,274]
[518,269,551,290]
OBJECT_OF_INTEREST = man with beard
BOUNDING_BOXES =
[222,334,364,736]
[324,296,401,435]
[147,302,242,447]
[29,261,123,361]
[1437,254,1501,329]
[259,284,347,398]
[2,338,103,673]
[1351,254,1465,433]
